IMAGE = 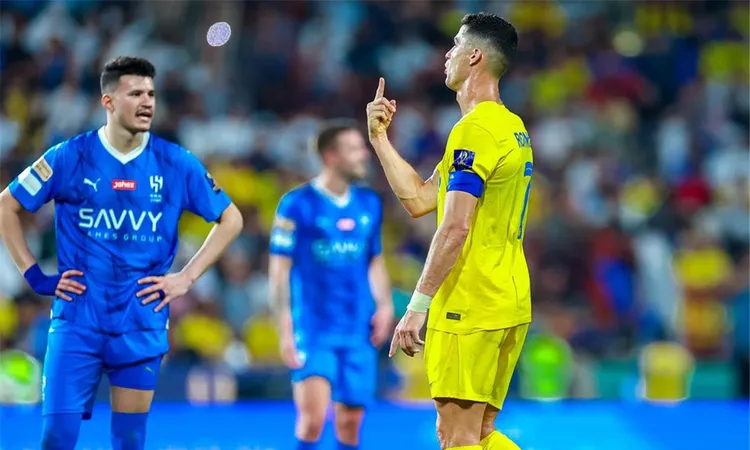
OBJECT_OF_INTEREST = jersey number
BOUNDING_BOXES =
[517,162,533,240]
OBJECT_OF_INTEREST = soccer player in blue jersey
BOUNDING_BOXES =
[0,57,243,450]
[268,120,394,450]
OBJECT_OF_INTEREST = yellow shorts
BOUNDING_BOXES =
[424,324,529,410]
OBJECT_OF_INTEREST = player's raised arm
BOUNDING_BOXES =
[0,149,86,300]
[367,77,438,218]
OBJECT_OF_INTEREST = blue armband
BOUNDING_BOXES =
[24,263,60,296]
[447,170,484,198]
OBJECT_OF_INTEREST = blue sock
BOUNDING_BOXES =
[111,412,148,450]
[41,413,81,450]
[337,442,358,450]
[297,439,319,449]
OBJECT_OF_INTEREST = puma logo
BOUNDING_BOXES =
[83,178,100,192]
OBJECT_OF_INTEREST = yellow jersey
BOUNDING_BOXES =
[429,101,533,334]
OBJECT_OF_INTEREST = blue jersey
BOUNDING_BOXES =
[269,182,383,348]
[9,128,231,334]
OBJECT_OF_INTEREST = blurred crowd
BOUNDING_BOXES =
[0,0,748,401]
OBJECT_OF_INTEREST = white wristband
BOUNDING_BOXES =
[407,291,432,313]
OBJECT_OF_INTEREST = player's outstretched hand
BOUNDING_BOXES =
[280,334,303,369]
[389,310,426,358]
[136,272,193,312]
[366,77,397,140]
[371,304,394,347]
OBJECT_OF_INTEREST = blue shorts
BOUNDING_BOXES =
[291,344,377,408]
[42,319,168,418]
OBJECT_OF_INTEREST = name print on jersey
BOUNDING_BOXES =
[78,208,164,243]
[312,238,366,264]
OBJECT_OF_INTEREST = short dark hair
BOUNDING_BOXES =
[316,119,359,155]
[100,57,156,94]
[461,13,518,78]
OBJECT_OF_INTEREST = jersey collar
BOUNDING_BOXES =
[97,127,150,164]
[311,179,351,208]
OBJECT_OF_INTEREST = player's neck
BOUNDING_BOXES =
[315,171,349,197]
[103,124,145,154]
[456,73,501,116]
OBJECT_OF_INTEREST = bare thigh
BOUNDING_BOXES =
[110,387,154,413]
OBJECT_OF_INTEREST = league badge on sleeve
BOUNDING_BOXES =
[274,215,296,231]
[31,157,53,181]
[205,172,222,193]
[453,149,475,171]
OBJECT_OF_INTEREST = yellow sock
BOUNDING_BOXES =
[480,430,521,450]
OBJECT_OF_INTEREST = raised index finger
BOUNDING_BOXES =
[375,77,385,99]
[388,332,400,358]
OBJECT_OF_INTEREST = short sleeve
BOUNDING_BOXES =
[8,143,65,213]
[269,193,301,257]
[368,195,383,260]
[445,123,499,198]
[448,123,500,182]
[182,151,232,222]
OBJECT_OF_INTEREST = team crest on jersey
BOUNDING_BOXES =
[336,218,356,231]
[32,157,53,181]
[452,149,475,171]
[205,172,222,193]
[149,175,163,203]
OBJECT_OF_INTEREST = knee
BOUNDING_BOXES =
[480,410,498,440]
[111,412,148,450]
[41,414,80,450]
[335,408,364,443]
[296,410,327,441]
[436,414,476,449]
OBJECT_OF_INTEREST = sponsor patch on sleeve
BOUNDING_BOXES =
[18,167,42,196]
[452,149,475,171]
[31,157,53,181]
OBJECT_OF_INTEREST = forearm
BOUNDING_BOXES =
[369,255,394,311]
[269,276,293,336]
[0,191,36,273]
[415,224,469,298]
[268,254,294,335]
[370,134,434,216]
[180,204,242,283]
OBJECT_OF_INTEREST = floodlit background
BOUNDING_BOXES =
[0,0,748,449]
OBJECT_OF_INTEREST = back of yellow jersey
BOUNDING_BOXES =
[429,101,533,334]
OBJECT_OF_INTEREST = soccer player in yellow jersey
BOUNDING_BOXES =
[366,13,531,450]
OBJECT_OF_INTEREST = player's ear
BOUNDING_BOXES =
[101,94,114,113]
[469,48,482,67]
